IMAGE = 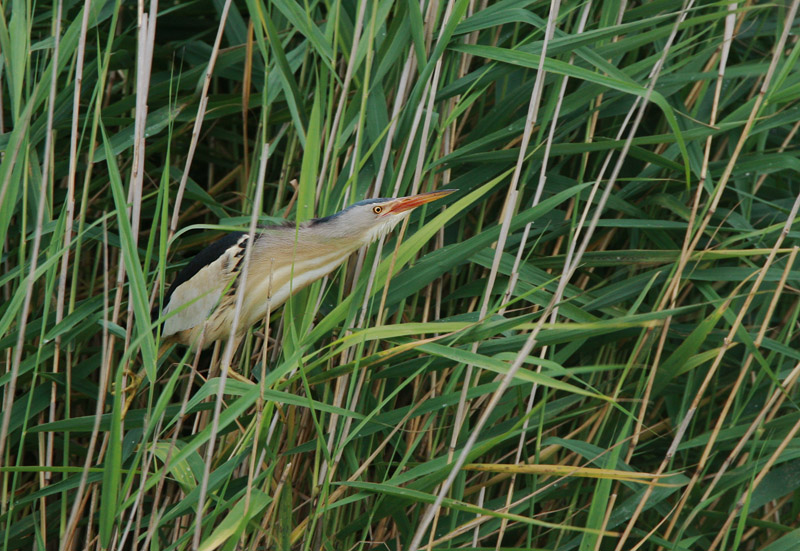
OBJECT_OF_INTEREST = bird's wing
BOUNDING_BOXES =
[160,233,249,337]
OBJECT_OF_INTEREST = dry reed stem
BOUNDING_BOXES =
[61,218,111,551]
[315,0,369,205]
[317,0,378,490]
[448,0,555,461]
[639,2,800,545]
[411,0,690,546]
[708,411,800,551]
[170,0,234,240]
[49,0,91,497]
[495,3,591,544]
[290,389,434,543]
[193,143,269,549]
[0,0,63,471]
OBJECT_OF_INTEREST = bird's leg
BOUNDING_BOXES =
[121,342,173,417]
[219,334,254,386]
[227,369,253,385]
[121,369,145,417]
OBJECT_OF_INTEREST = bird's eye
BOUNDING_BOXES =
[372,206,383,214]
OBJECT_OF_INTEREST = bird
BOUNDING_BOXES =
[155,189,455,350]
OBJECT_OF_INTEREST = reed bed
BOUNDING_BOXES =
[1,1,799,549]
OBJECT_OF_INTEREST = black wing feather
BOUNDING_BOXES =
[153,232,247,322]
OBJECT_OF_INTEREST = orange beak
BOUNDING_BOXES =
[384,189,456,215]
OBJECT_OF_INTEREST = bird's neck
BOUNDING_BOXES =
[297,224,372,253]
[254,225,366,273]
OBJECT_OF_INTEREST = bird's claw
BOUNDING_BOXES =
[118,369,145,416]
[224,368,254,385]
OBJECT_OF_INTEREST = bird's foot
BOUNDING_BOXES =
[224,368,254,386]
[116,368,145,417]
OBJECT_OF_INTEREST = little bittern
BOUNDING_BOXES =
[156,189,455,349]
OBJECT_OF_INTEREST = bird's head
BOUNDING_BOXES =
[309,189,456,245]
